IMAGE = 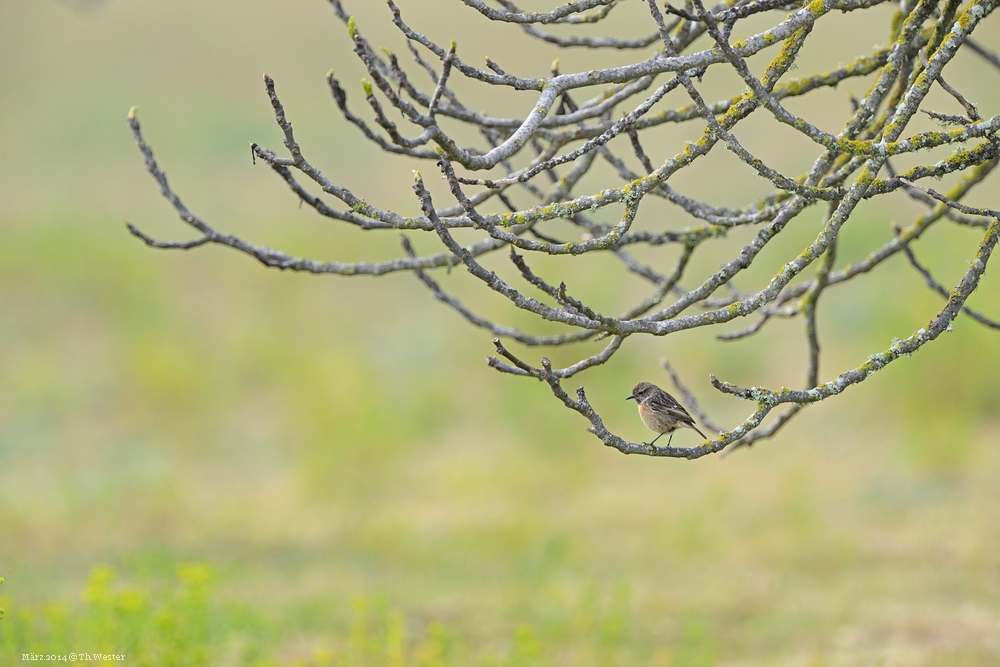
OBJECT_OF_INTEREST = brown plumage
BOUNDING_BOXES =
[626,381,708,448]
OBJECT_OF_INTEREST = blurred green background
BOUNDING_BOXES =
[1,1,999,665]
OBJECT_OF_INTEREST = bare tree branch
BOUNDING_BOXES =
[126,0,1000,460]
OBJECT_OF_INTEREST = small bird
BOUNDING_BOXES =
[626,381,707,448]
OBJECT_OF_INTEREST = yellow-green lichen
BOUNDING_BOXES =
[836,137,870,155]
[806,0,826,16]
[956,9,976,30]
[889,9,904,39]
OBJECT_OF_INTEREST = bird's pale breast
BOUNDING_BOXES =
[638,400,679,434]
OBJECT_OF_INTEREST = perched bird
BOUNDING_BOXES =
[626,381,707,448]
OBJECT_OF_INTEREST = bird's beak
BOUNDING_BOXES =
[626,394,635,401]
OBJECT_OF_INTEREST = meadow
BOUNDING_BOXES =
[1,1,999,664]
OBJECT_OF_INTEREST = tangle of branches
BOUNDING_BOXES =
[126,0,1000,459]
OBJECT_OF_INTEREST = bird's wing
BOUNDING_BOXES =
[647,391,696,425]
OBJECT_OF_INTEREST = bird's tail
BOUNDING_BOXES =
[689,422,708,440]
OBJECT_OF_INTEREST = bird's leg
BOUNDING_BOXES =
[666,432,674,449]
[647,432,665,448]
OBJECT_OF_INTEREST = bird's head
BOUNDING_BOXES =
[626,381,658,402]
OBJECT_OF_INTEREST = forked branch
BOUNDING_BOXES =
[126,0,1000,459]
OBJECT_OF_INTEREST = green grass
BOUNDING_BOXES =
[2,1,1000,664]
[2,219,1000,663]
